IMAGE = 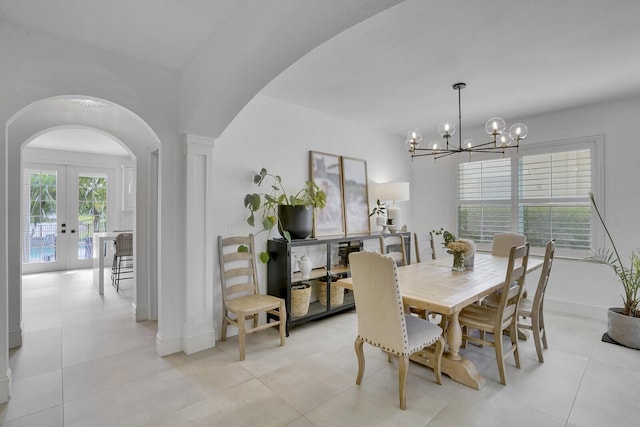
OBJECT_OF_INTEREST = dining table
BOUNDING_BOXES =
[336,252,542,390]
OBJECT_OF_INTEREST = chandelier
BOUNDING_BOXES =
[405,82,528,160]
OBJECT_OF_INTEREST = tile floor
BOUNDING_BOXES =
[1,269,639,426]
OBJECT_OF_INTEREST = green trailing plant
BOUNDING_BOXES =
[587,192,640,317]
[244,167,326,262]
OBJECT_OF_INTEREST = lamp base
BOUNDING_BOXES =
[387,206,401,232]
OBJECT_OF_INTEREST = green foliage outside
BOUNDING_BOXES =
[458,204,591,250]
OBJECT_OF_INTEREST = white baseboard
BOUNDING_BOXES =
[131,302,147,321]
[155,332,183,357]
[545,298,608,322]
[182,328,216,355]
[9,325,22,349]
[0,368,12,403]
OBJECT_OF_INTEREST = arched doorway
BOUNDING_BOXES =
[5,96,160,349]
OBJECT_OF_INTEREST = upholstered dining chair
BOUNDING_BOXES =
[484,239,556,363]
[348,251,444,410]
[459,243,530,385]
[491,233,527,256]
[414,231,436,263]
[217,234,286,361]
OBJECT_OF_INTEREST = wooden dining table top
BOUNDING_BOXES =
[337,252,543,316]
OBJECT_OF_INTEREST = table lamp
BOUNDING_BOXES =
[377,182,410,232]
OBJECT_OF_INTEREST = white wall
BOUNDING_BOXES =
[212,94,411,337]
[411,94,640,319]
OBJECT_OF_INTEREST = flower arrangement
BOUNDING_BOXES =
[433,228,471,271]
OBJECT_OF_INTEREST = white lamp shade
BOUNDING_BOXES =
[377,182,410,202]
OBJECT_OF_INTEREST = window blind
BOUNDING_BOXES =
[518,149,591,249]
[457,158,512,244]
[456,144,595,253]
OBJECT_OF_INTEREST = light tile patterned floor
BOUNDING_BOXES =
[1,269,639,426]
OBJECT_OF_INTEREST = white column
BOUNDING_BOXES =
[183,135,216,354]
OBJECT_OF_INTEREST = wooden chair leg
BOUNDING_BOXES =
[532,317,544,363]
[238,313,246,361]
[221,312,228,342]
[510,323,521,369]
[278,301,286,346]
[354,337,365,385]
[495,332,507,385]
[433,337,444,385]
[540,311,548,349]
[398,355,409,410]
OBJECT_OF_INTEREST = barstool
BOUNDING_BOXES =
[111,233,133,292]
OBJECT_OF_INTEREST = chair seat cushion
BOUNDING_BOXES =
[227,294,283,315]
[404,314,442,355]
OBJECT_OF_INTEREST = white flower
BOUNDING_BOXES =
[459,238,476,256]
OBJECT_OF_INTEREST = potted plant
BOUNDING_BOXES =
[369,199,387,232]
[244,167,326,262]
[588,192,640,348]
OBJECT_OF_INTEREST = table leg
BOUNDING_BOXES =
[99,238,105,295]
[410,310,485,390]
[447,311,462,361]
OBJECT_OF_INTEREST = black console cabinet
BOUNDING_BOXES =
[267,232,410,333]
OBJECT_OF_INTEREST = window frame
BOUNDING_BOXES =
[454,134,604,258]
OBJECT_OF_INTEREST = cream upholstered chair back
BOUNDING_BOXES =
[349,250,444,409]
[349,251,408,353]
[491,233,526,256]
[379,234,408,267]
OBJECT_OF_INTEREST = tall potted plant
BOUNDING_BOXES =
[588,192,640,348]
[244,168,326,262]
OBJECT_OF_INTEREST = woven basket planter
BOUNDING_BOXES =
[291,283,311,317]
[316,279,345,307]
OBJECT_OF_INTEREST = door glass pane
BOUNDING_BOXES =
[77,174,108,260]
[23,170,58,263]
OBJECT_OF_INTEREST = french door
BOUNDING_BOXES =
[22,164,113,273]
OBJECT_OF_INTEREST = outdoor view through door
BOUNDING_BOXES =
[23,166,108,272]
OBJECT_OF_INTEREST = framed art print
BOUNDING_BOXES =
[341,156,370,235]
[310,151,345,237]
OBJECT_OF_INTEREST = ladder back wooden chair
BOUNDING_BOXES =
[459,243,530,385]
[516,239,555,362]
[381,234,427,319]
[217,234,286,361]
[414,231,436,263]
[349,251,444,410]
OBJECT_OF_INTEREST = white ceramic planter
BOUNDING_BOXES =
[607,307,640,349]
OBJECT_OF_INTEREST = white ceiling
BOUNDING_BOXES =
[4,0,640,148]
[28,128,130,157]
[0,0,241,70]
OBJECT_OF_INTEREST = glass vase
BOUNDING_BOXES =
[452,251,465,271]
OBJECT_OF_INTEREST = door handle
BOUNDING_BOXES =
[70,230,76,234]
[61,230,66,233]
